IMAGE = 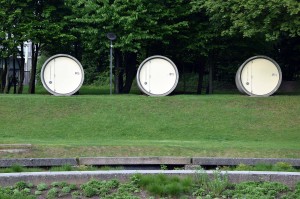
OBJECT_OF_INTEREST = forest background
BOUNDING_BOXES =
[0,0,299,95]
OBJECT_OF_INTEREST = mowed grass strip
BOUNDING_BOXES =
[0,92,299,158]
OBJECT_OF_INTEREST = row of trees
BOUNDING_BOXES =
[0,0,299,94]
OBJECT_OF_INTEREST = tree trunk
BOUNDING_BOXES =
[4,58,10,94]
[28,43,39,94]
[17,43,25,94]
[206,53,213,94]
[1,59,8,93]
[13,54,17,94]
[114,49,124,94]
[197,58,205,94]
[123,52,137,94]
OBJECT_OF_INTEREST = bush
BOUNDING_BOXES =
[46,188,58,199]
[11,164,24,173]
[194,168,230,197]
[273,162,296,172]
[136,173,193,197]
[37,183,48,191]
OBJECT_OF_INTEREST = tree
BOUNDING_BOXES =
[27,0,75,94]
[67,0,190,93]
[0,0,29,93]
[192,0,300,81]
[193,0,300,41]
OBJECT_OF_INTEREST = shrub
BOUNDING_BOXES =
[46,188,58,199]
[81,185,98,197]
[227,181,290,198]
[11,164,24,173]
[51,181,69,188]
[61,186,71,194]
[37,183,48,191]
[136,173,192,197]
[273,162,296,172]
[194,169,230,197]
[69,183,78,190]
[34,190,42,195]
[235,163,253,171]
[50,164,73,172]
[71,191,81,199]
[14,181,29,190]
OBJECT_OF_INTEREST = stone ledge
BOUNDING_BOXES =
[0,158,77,167]
[79,157,191,165]
[0,170,299,188]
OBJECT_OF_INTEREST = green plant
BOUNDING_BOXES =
[46,188,58,199]
[37,183,48,191]
[235,163,254,171]
[255,163,273,171]
[14,181,29,190]
[61,186,71,194]
[71,190,81,199]
[11,164,24,173]
[50,164,73,172]
[225,181,290,198]
[136,174,192,197]
[194,169,229,197]
[160,165,168,170]
[69,183,78,190]
[81,185,98,197]
[273,162,296,172]
[34,190,42,195]
[21,188,31,195]
[51,181,69,188]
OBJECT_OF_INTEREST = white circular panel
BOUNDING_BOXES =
[236,56,282,96]
[41,54,84,96]
[137,55,179,96]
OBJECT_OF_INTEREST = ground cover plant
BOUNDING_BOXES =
[0,88,299,158]
[0,174,300,199]
[221,162,300,172]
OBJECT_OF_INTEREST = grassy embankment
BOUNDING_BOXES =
[0,86,299,158]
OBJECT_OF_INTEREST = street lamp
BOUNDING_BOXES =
[106,32,117,95]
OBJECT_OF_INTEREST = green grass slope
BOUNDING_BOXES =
[0,92,299,158]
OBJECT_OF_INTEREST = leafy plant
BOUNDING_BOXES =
[14,181,29,190]
[235,163,254,171]
[50,164,73,172]
[225,181,290,198]
[136,173,192,197]
[160,165,168,170]
[34,190,42,195]
[194,168,230,197]
[37,183,48,191]
[71,190,81,199]
[46,188,59,199]
[273,162,296,172]
[61,186,71,194]
[11,164,24,173]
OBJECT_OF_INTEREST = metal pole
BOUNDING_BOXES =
[110,40,113,95]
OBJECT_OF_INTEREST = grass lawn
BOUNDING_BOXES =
[0,86,299,158]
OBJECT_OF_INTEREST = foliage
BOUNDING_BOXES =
[135,173,193,197]
[37,183,48,191]
[222,162,299,172]
[46,187,58,199]
[225,181,290,198]
[0,178,299,198]
[193,0,300,41]
[50,164,73,172]
[194,168,230,197]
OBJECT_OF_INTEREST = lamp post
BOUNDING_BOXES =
[106,32,117,95]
